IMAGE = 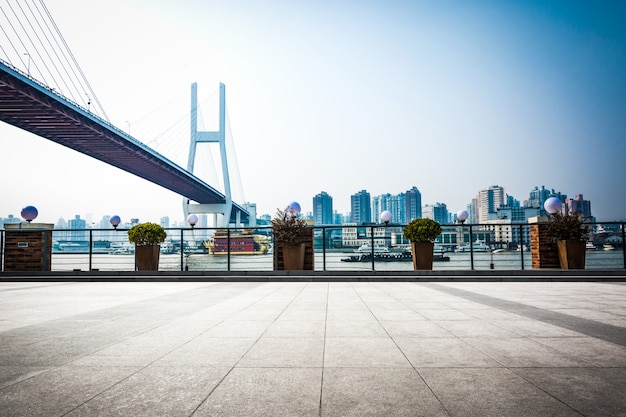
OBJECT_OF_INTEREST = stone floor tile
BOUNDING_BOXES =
[324,337,411,368]
[0,366,139,417]
[193,367,322,417]
[531,336,626,367]
[322,367,449,417]
[238,337,325,368]
[515,367,626,417]
[396,337,502,368]
[64,366,229,417]
[379,320,453,338]
[419,367,583,417]
[463,337,593,367]
[154,337,257,367]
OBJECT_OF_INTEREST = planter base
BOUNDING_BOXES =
[557,240,586,269]
[135,245,161,271]
[283,243,305,270]
[411,241,435,270]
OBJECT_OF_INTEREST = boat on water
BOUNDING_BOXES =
[354,243,390,254]
[203,229,270,255]
[586,242,597,251]
[456,240,491,252]
[603,243,615,251]
[342,251,450,263]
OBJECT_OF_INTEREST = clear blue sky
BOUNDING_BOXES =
[1,0,625,224]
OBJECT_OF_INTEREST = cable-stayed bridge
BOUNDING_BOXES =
[0,1,249,225]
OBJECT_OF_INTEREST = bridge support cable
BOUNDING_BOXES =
[0,0,108,120]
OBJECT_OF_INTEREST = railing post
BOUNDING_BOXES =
[180,228,184,271]
[1,230,4,272]
[622,222,626,270]
[469,224,474,270]
[519,224,525,270]
[371,225,375,271]
[227,228,231,271]
[88,229,93,271]
[322,227,327,271]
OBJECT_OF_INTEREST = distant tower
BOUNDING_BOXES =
[184,82,236,227]
[476,185,504,223]
[313,191,333,225]
[405,186,422,221]
[351,190,371,224]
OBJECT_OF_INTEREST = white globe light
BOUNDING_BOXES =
[287,201,301,217]
[381,210,392,224]
[457,209,469,222]
[187,214,199,227]
[544,197,563,214]
[21,205,38,222]
[110,215,121,228]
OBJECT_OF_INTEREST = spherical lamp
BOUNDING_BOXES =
[287,201,301,218]
[110,215,121,229]
[187,214,199,228]
[544,197,563,215]
[457,209,469,224]
[20,205,38,223]
[380,210,392,225]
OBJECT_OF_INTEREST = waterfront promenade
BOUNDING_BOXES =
[1,275,625,416]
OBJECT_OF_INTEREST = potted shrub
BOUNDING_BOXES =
[127,222,167,271]
[546,212,589,269]
[403,218,442,270]
[271,208,309,270]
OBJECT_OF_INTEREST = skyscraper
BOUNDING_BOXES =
[313,191,333,225]
[566,194,592,219]
[476,185,504,223]
[405,186,422,221]
[351,190,371,224]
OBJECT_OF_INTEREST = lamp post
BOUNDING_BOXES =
[457,209,472,269]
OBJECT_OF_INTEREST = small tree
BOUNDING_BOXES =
[127,222,167,246]
[403,218,442,243]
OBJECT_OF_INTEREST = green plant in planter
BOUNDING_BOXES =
[271,209,308,246]
[127,222,167,246]
[403,218,442,242]
[546,213,589,242]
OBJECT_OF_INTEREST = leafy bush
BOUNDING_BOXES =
[546,213,589,241]
[271,208,309,246]
[403,218,442,242]
[127,222,167,245]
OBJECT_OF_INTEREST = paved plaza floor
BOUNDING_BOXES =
[0,279,625,416]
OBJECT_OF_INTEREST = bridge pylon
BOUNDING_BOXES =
[183,82,240,227]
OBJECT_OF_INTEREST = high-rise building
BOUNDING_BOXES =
[68,214,87,241]
[566,194,592,220]
[405,186,422,221]
[351,190,371,224]
[372,193,406,224]
[525,186,567,211]
[423,202,449,224]
[313,191,333,225]
[476,185,505,223]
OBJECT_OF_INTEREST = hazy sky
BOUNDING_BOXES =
[1,0,625,225]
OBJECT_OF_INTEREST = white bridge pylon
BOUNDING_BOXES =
[183,82,240,227]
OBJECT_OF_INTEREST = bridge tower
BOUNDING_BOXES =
[183,82,240,227]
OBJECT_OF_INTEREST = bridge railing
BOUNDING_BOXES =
[1,222,625,272]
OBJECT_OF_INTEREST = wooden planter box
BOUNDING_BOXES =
[135,245,160,271]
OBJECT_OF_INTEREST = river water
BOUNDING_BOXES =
[49,249,625,272]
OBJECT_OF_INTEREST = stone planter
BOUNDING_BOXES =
[135,245,160,271]
[411,241,435,270]
[556,240,586,269]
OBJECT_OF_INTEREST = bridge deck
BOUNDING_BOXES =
[0,61,247,220]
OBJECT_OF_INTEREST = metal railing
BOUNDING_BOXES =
[1,222,625,272]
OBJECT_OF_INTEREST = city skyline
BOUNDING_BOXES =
[1,1,625,223]
[1,183,605,227]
